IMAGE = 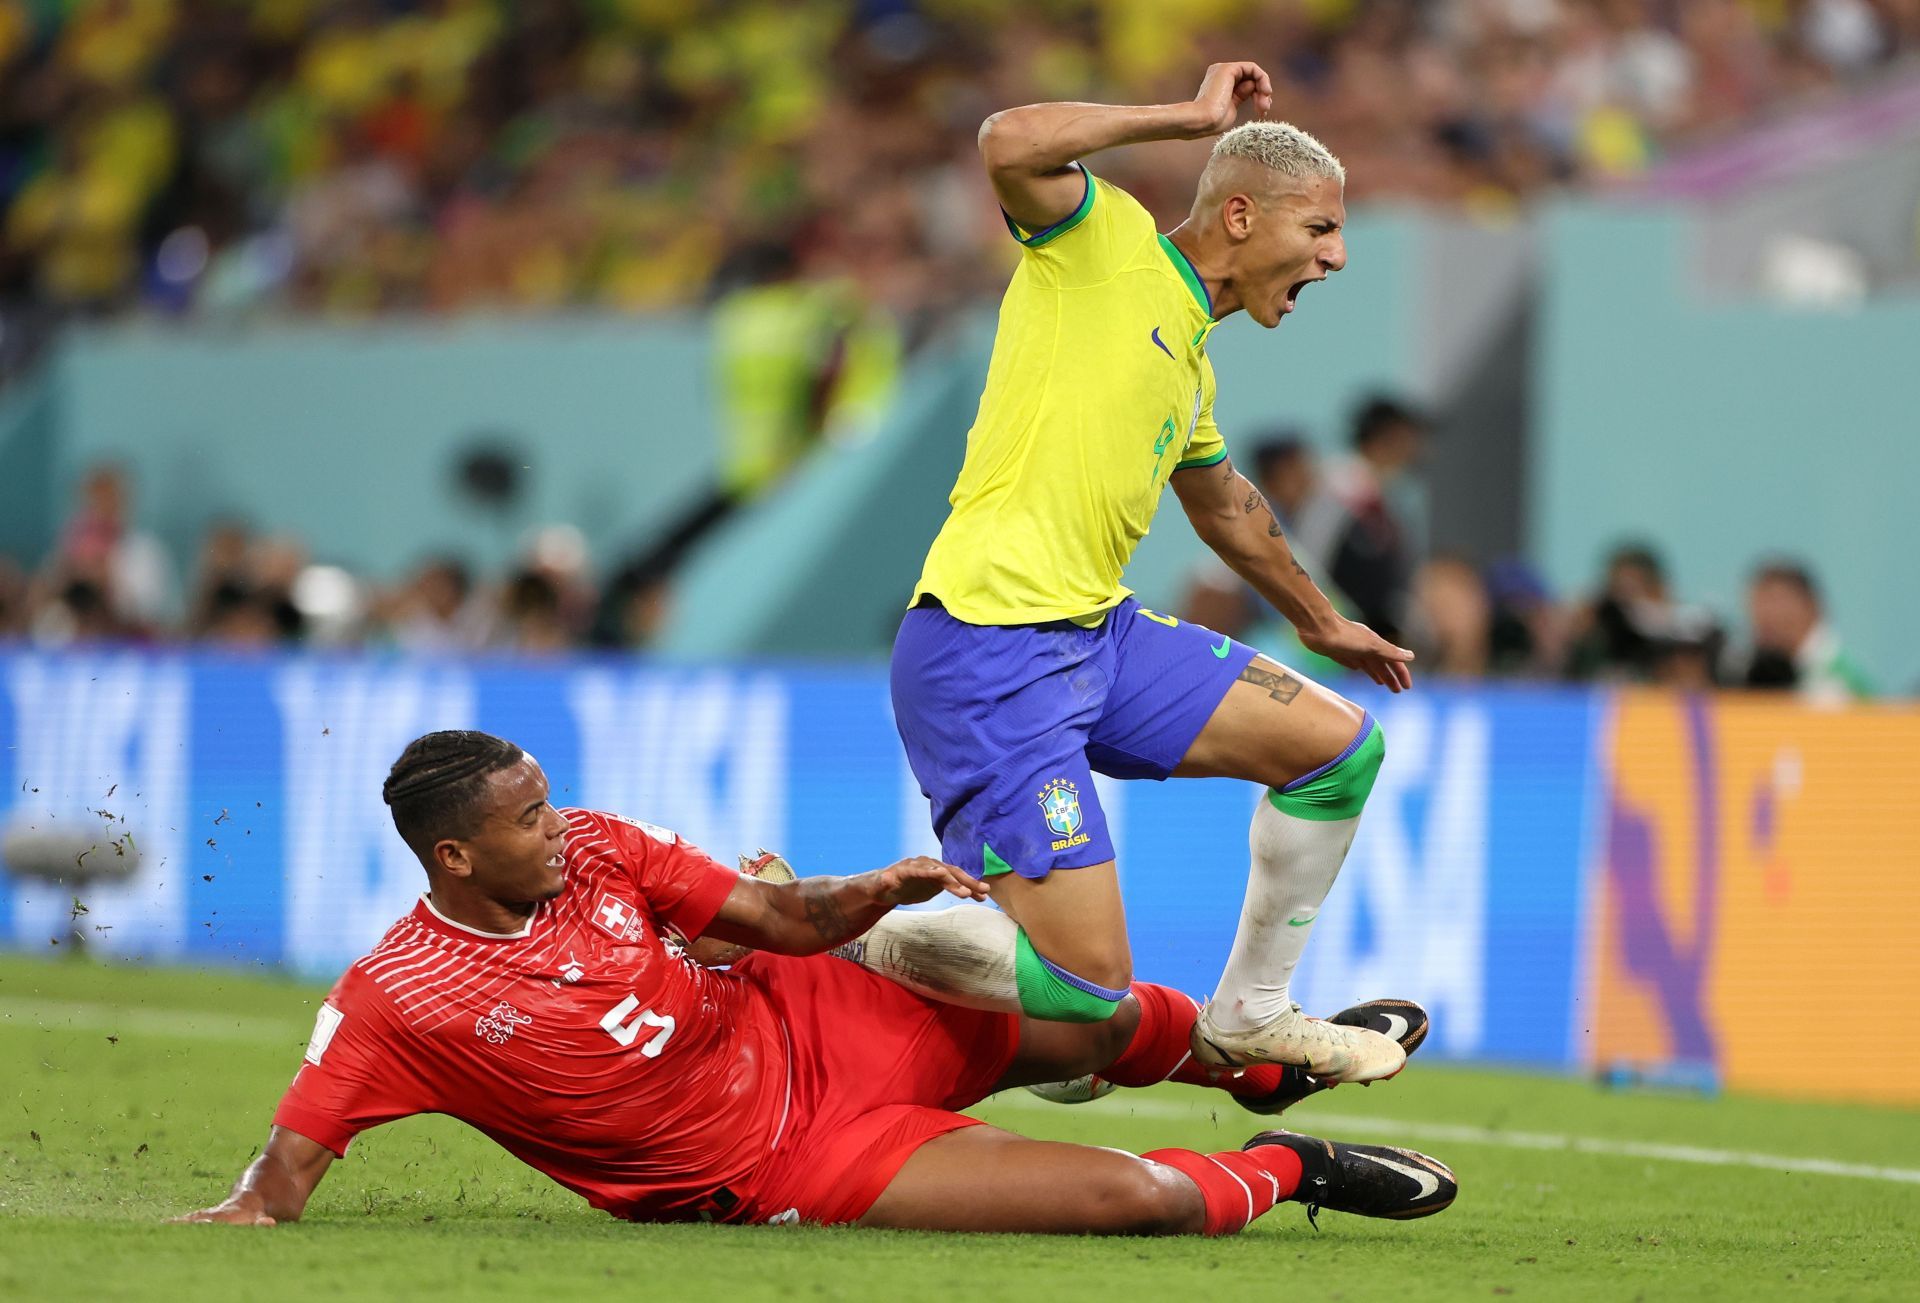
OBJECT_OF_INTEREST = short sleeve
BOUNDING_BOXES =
[272,976,427,1156]
[596,812,740,942]
[1176,360,1227,471]
[1004,172,1157,287]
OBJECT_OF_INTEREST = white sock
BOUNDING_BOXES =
[1207,794,1361,1032]
[833,905,1021,1014]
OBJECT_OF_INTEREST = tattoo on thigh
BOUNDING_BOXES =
[1237,663,1303,705]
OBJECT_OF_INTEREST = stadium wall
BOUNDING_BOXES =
[1533,201,1920,694]
[1,650,1914,1107]
[19,315,721,583]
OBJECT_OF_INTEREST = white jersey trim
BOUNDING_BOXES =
[420,893,536,940]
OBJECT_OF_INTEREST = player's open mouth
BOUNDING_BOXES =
[1283,278,1313,314]
[546,853,564,868]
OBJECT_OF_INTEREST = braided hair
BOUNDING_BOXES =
[383,730,525,855]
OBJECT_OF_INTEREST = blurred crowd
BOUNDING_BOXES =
[3,0,1919,329]
[0,462,680,654]
[1177,399,1875,701]
[0,449,1876,702]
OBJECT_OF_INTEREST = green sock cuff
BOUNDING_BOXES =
[1266,716,1385,822]
[1013,928,1123,1023]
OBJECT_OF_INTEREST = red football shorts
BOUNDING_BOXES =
[728,951,1021,1225]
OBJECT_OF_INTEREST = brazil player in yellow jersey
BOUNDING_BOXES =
[883,62,1418,1083]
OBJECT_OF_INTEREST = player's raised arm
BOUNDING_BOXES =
[980,61,1273,232]
[701,856,987,956]
[173,1125,335,1227]
[1172,456,1414,692]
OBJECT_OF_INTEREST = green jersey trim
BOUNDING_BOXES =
[981,843,1015,877]
[1174,447,1229,472]
[1004,166,1096,248]
[1156,233,1212,315]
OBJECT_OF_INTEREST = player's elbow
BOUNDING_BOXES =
[977,111,1037,174]
[977,111,1010,160]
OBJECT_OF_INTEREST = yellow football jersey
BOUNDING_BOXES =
[911,170,1227,626]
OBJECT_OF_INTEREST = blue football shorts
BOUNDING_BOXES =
[890,596,1259,881]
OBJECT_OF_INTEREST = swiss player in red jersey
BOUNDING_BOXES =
[178,731,1456,1235]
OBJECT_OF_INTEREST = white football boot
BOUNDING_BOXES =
[1190,999,1407,1083]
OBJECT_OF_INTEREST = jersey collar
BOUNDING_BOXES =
[418,892,536,941]
[1156,234,1214,319]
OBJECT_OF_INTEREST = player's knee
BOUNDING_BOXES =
[1268,711,1386,820]
[1014,929,1126,1023]
[1075,948,1132,994]
[1086,1161,1203,1236]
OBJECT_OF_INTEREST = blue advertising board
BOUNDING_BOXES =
[0,651,1602,1069]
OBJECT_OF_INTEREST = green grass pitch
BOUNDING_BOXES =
[3,955,1917,1302]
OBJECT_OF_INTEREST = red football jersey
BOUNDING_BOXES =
[273,808,792,1222]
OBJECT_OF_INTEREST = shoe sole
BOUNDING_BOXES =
[1332,997,1430,1058]
[1196,1026,1408,1083]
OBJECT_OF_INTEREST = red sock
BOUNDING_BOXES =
[1104,982,1290,1100]
[1142,1146,1302,1236]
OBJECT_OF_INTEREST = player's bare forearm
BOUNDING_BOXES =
[1173,459,1415,691]
[981,101,1211,176]
[706,858,987,956]
[173,1125,333,1226]
[1174,460,1336,632]
[981,61,1272,229]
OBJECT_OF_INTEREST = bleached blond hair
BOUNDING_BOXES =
[1209,121,1346,185]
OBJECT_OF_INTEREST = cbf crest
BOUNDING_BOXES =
[1038,779,1091,853]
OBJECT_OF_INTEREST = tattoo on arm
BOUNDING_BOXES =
[1237,662,1304,705]
[1238,476,1290,541]
[798,881,854,943]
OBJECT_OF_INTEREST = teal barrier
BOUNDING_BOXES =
[1533,202,1920,691]
[31,315,719,581]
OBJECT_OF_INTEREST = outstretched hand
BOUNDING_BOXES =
[1187,61,1273,137]
[1298,616,1416,693]
[873,856,990,907]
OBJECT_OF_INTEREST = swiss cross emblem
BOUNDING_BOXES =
[593,892,643,942]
